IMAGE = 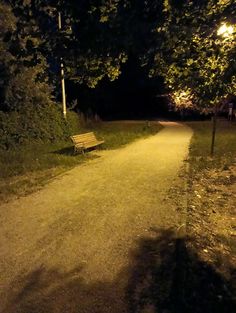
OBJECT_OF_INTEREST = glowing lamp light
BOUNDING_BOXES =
[217,23,234,38]
[172,89,193,109]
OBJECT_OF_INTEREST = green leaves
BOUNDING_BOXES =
[1,0,235,113]
[147,0,236,112]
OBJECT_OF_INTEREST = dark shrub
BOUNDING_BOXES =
[0,105,81,149]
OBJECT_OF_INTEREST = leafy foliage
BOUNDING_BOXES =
[170,88,194,110]
[148,0,236,110]
[1,1,129,147]
[0,105,81,149]
[0,1,53,111]
[4,65,53,111]
[6,0,129,88]
[1,0,236,131]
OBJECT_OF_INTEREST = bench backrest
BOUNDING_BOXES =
[71,132,97,144]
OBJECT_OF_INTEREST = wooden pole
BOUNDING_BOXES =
[210,104,218,156]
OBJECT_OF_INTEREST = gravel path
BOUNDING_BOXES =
[0,122,193,313]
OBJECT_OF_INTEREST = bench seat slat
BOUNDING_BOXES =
[72,134,95,138]
[71,133,94,138]
[70,132,104,153]
[84,141,104,148]
[71,135,96,141]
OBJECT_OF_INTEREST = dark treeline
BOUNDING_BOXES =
[0,1,235,147]
[67,58,171,120]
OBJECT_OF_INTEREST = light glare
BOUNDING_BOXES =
[217,23,234,38]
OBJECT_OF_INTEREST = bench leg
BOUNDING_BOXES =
[74,146,84,154]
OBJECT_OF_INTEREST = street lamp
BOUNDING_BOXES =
[172,89,193,109]
[210,22,235,156]
[217,23,235,39]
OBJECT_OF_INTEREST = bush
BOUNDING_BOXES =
[0,104,82,149]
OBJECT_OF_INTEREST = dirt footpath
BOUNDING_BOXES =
[0,122,193,313]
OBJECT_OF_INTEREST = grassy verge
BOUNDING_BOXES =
[0,121,162,202]
[188,120,236,170]
[186,120,236,278]
[92,121,162,150]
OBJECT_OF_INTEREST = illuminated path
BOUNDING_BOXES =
[0,122,193,313]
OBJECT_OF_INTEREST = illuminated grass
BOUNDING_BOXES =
[186,120,236,271]
[91,121,163,150]
[187,120,236,170]
[0,121,162,201]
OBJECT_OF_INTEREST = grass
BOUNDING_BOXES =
[0,121,162,201]
[92,121,162,150]
[186,119,236,276]
[187,120,236,170]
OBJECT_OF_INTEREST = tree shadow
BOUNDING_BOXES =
[2,229,235,313]
[127,228,235,313]
[3,264,126,313]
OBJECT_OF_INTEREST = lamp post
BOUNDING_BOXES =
[210,22,235,156]
[58,11,67,119]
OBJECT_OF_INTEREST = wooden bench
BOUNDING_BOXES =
[70,132,104,153]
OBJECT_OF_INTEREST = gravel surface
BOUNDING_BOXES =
[0,122,193,313]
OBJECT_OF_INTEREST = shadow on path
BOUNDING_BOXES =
[2,229,235,313]
[127,229,235,313]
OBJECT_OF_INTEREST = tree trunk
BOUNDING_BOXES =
[210,104,218,156]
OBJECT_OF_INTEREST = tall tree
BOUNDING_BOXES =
[146,0,236,154]
[8,0,128,87]
[0,0,53,111]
